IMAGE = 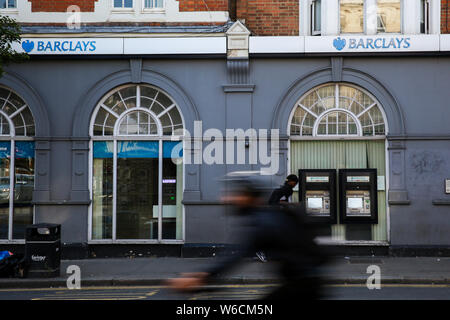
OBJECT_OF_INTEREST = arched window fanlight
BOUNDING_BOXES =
[0,86,35,137]
[92,84,184,137]
[290,84,386,137]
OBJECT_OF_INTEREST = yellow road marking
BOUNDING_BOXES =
[1,283,449,294]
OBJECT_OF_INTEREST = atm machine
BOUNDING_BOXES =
[298,169,337,224]
[339,169,378,224]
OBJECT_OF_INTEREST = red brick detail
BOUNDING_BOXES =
[177,0,228,12]
[442,0,450,33]
[236,0,299,36]
[29,0,99,12]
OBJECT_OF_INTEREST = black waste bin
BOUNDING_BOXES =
[25,223,61,278]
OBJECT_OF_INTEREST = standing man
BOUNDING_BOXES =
[268,174,299,205]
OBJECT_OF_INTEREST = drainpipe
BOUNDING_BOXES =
[229,0,237,21]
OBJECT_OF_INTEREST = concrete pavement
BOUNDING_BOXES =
[1,256,450,288]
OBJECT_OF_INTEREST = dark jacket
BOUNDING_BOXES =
[206,205,328,283]
[268,182,294,205]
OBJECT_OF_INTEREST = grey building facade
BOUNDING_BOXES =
[1,29,450,258]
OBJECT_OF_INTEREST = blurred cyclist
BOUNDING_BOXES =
[167,171,329,300]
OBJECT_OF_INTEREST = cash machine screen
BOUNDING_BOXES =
[346,191,371,216]
[306,190,330,216]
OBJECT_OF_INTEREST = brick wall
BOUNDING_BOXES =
[442,0,450,33]
[177,0,228,12]
[28,0,99,12]
[236,0,299,36]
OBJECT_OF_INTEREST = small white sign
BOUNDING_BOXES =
[377,176,385,191]
[446,179,450,194]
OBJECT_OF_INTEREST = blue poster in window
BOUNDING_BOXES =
[15,142,35,159]
[94,141,113,159]
[0,142,10,159]
[163,141,183,158]
[118,141,159,158]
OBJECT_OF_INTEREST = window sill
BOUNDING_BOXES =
[110,8,135,14]
[0,9,18,14]
[141,8,165,14]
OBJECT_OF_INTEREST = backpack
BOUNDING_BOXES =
[0,253,29,278]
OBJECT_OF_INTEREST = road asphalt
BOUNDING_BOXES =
[1,256,450,288]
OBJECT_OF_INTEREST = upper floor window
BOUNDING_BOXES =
[311,0,322,35]
[114,0,133,9]
[0,0,16,9]
[340,0,364,33]
[144,0,164,9]
[377,0,401,33]
[420,0,431,34]
[309,0,437,36]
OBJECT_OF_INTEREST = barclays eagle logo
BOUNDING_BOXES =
[21,40,35,53]
[333,37,346,51]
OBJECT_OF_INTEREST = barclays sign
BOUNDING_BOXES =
[304,35,439,53]
[22,40,97,53]
[15,38,124,55]
[14,37,227,56]
[333,36,411,51]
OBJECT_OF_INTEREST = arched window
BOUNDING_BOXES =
[90,84,184,243]
[289,83,386,137]
[91,84,183,137]
[0,86,36,241]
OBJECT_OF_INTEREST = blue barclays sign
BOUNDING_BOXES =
[332,36,411,51]
[16,38,124,55]
[21,39,96,53]
[16,37,227,55]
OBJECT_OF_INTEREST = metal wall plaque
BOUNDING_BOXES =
[446,179,450,194]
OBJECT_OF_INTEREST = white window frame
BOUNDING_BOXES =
[311,0,322,36]
[0,0,16,9]
[288,83,388,140]
[304,0,440,36]
[420,0,431,34]
[376,0,403,34]
[111,0,135,12]
[0,86,36,243]
[142,0,165,13]
[313,109,362,136]
[88,84,186,244]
